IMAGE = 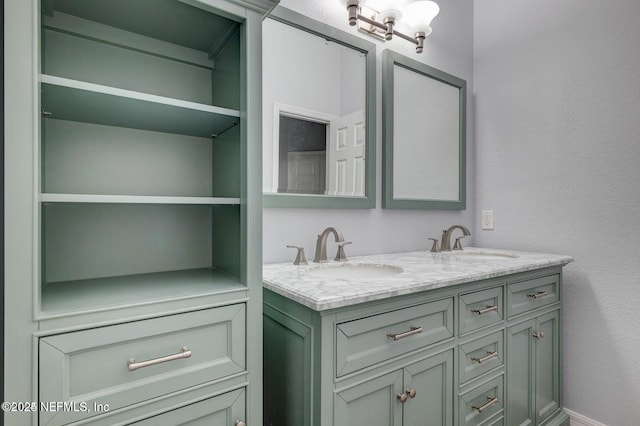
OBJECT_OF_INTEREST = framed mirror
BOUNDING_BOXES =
[262,7,376,209]
[382,50,466,210]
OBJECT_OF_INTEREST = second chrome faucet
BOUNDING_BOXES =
[430,225,471,252]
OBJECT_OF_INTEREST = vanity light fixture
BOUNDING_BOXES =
[346,0,439,53]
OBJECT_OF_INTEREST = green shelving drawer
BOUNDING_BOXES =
[39,305,246,425]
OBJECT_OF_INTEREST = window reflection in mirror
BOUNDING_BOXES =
[263,11,370,202]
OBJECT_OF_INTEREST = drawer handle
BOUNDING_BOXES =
[472,395,498,413]
[527,290,548,299]
[128,346,191,372]
[387,326,423,341]
[471,351,498,364]
[471,305,498,315]
[532,331,545,340]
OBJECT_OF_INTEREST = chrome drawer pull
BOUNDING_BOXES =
[532,331,545,340]
[527,290,548,299]
[235,421,247,426]
[387,326,423,341]
[471,305,498,315]
[472,395,498,413]
[471,351,498,364]
[128,346,191,372]
[397,393,408,404]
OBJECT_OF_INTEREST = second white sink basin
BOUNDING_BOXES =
[447,250,520,260]
[307,263,403,279]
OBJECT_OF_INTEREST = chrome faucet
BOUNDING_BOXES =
[313,227,351,263]
[440,225,471,251]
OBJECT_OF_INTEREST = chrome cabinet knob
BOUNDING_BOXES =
[235,421,246,426]
[406,388,417,398]
[397,393,408,404]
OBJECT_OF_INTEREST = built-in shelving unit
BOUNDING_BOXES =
[38,0,245,318]
[6,0,273,423]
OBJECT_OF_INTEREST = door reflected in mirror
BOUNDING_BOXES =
[262,8,376,208]
[275,108,365,197]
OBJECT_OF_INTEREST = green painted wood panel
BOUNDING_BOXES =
[263,307,312,426]
[534,310,561,424]
[42,203,213,283]
[39,305,246,425]
[43,119,214,197]
[506,318,535,426]
[459,330,504,385]
[335,297,454,376]
[131,388,246,425]
[459,286,504,335]
[40,76,239,138]
[506,309,562,426]
[334,371,403,426]
[459,375,504,426]
[42,24,214,105]
[507,274,560,318]
[403,350,454,426]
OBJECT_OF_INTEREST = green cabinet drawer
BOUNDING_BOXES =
[459,330,504,385]
[336,298,454,376]
[131,388,245,426]
[459,286,503,335]
[459,375,504,426]
[39,305,245,425]
[507,275,559,318]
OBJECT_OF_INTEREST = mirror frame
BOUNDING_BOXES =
[382,49,466,210]
[262,7,377,209]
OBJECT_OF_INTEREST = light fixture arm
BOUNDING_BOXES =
[346,0,436,54]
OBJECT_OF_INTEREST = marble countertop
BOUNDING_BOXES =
[263,248,573,311]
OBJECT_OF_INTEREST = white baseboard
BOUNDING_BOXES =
[566,408,607,426]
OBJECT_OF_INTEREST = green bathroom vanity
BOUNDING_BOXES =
[263,249,573,426]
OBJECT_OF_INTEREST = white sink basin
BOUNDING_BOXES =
[447,250,520,260]
[306,263,403,279]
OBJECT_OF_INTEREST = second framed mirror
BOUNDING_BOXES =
[382,49,466,210]
[262,7,376,209]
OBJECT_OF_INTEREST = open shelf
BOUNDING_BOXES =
[40,193,241,205]
[41,267,245,315]
[41,75,240,138]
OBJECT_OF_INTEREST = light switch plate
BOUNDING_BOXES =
[482,210,494,230]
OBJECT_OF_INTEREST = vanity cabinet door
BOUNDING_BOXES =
[506,310,560,426]
[403,350,454,426]
[131,388,245,426]
[533,310,561,424]
[334,371,403,426]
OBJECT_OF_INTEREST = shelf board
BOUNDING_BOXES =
[40,193,241,205]
[40,74,240,138]
[41,267,245,315]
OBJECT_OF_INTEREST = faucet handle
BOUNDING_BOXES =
[453,237,465,250]
[286,245,308,265]
[334,241,352,262]
[428,237,440,253]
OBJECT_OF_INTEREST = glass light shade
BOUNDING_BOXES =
[367,0,408,19]
[404,1,440,32]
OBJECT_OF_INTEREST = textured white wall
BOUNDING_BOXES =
[263,0,474,263]
[474,1,640,424]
